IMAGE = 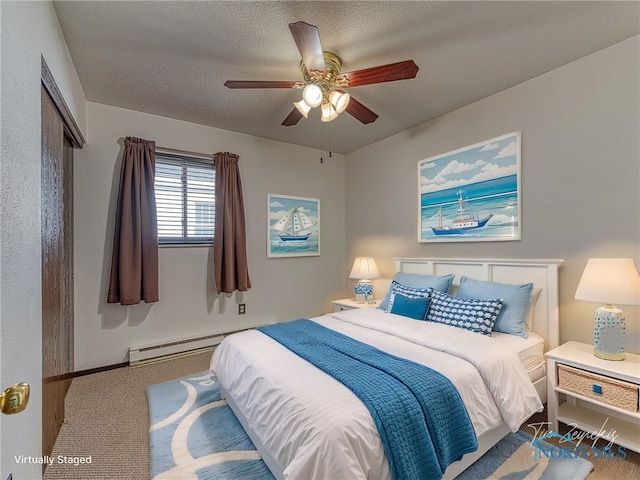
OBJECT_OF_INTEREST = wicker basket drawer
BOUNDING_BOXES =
[557,364,639,412]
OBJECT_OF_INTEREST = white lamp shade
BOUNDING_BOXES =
[320,102,338,122]
[329,90,350,113]
[349,257,381,280]
[293,100,311,118]
[302,83,323,108]
[575,258,640,305]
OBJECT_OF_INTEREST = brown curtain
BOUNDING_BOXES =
[107,137,159,305]
[214,152,251,294]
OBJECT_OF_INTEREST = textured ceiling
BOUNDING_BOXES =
[53,1,639,154]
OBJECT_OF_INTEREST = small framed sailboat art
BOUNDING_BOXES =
[267,194,320,257]
[418,132,522,243]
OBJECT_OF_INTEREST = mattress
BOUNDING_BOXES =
[210,308,543,480]
[491,330,545,382]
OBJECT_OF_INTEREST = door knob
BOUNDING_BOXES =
[0,383,30,414]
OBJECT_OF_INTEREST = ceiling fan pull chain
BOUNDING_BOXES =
[320,119,324,163]
[329,121,332,158]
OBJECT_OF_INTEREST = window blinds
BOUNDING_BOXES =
[155,153,216,244]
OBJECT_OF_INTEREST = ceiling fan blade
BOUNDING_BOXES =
[225,80,304,89]
[289,21,326,74]
[282,107,304,126]
[336,60,419,88]
[345,97,379,124]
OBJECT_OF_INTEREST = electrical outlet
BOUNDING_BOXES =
[238,303,246,315]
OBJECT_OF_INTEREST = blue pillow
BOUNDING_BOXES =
[426,290,503,336]
[379,272,454,310]
[457,276,533,339]
[389,293,432,321]
[383,281,432,312]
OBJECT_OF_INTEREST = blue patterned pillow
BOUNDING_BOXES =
[458,276,533,339]
[426,290,503,336]
[384,281,432,312]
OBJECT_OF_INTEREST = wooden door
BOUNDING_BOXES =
[41,85,74,462]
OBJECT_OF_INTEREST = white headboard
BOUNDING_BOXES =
[394,258,564,351]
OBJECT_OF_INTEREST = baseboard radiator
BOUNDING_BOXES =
[129,333,224,367]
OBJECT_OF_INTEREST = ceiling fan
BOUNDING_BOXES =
[224,21,419,126]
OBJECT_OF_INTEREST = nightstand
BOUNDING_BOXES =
[546,341,640,453]
[332,298,379,312]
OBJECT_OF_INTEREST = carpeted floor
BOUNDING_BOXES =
[44,351,212,480]
[45,351,640,479]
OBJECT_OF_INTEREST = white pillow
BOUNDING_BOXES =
[525,288,542,331]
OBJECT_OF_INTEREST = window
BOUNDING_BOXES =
[195,202,215,235]
[155,152,215,245]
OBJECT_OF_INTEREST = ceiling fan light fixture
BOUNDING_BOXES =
[302,83,323,108]
[225,22,417,127]
[329,90,350,114]
[293,100,311,118]
[321,102,338,122]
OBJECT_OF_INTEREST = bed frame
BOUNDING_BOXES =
[394,258,564,479]
[222,257,564,480]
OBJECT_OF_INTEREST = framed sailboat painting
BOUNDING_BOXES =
[267,194,320,257]
[418,132,521,243]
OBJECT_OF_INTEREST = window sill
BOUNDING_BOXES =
[159,243,213,248]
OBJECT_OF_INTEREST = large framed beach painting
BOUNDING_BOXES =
[418,132,521,243]
[267,194,320,257]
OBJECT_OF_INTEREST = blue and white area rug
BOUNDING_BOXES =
[147,372,593,480]
[147,372,273,479]
[456,430,593,480]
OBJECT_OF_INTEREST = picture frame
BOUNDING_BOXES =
[418,131,521,243]
[267,194,320,257]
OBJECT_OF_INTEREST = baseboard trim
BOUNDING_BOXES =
[72,362,128,378]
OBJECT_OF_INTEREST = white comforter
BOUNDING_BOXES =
[209,309,542,480]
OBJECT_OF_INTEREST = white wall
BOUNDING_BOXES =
[74,102,346,370]
[345,36,640,353]
[0,1,86,478]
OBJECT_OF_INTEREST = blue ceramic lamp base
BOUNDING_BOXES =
[354,280,373,304]
[593,305,626,361]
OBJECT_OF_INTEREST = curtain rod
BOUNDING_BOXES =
[156,145,214,160]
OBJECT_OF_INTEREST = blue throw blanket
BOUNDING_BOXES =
[258,319,478,480]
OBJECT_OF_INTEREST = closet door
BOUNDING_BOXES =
[41,85,74,462]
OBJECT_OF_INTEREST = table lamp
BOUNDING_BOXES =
[575,258,640,360]
[349,257,380,303]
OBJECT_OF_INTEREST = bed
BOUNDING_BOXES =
[210,257,564,480]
